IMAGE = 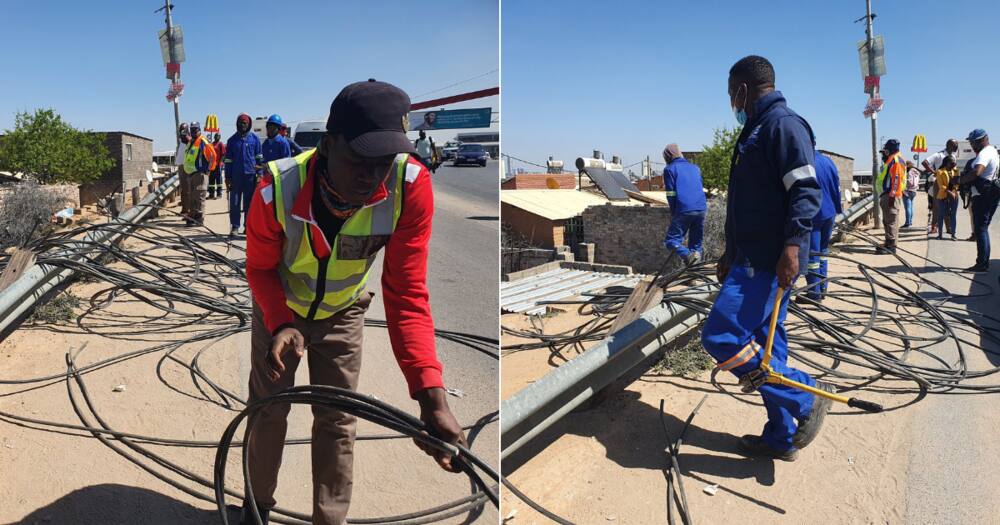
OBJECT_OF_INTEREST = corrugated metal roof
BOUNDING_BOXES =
[500,189,646,220]
[501,267,643,314]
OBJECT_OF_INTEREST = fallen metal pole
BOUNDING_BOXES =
[500,284,717,459]
[0,175,179,335]
[501,195,876,459]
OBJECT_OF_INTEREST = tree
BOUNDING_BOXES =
[0,108,114,184]
[693,126,742,192]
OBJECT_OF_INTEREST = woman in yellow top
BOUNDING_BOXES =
[935,155,959,240]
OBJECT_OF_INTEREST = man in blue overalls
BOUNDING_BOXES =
[800,145,842,302]
[702,56,832,461]
[662,143,706,265]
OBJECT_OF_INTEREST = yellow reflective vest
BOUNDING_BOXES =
[269,150,406,320]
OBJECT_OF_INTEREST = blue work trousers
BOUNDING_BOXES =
[972,190,1000,267]
[805,217,834,299]
[229,172,256,230]
[702,262,816,451]
[663,211,705,258]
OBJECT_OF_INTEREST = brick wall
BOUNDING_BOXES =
[80,132,153,205]
[501,202,562,248]
[501,173,576,190]
[819,150,855,195]
[581,199,727,273]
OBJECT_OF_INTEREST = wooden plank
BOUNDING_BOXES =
[0,249,36,292]
[608,276,663,334]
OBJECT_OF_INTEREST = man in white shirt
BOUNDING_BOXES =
[922,139,959,173]
[958,129,1000,271]
[414,131,435,170]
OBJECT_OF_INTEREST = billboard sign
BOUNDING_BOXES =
[408,108,491,131]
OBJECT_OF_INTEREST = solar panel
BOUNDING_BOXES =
[607,169,640,193]
[585,167,630,200]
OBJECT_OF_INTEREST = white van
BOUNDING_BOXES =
[294,120,326,150]
[252,116,268,142]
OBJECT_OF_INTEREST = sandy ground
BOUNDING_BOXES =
[0,164,499,525]
[500,197,1000,524]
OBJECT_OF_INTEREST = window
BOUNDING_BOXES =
[125,143,133,161]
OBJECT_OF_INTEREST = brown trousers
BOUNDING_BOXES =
[186,171,207,223]
[880,194,901,248]
[179,169,191,216]
[246,292,370,525]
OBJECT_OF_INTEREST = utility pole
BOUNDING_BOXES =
[865,0,880,222]
[163,0,181,149]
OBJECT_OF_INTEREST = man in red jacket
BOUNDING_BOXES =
[241,79,464,525]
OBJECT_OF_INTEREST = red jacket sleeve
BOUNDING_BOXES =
[382,160,444,397]
[245,173,296,334]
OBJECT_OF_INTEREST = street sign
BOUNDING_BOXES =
[863,96,884,118]
[166,62,180,80]
[857,35,886,78]
[911,134,927,153]
[166,82,184,102]
[864,75,880,94]
[157,26,185,65]
[408,108,492,131]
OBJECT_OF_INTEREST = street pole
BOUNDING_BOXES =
[164,0,181,149]
[865,0,880,222]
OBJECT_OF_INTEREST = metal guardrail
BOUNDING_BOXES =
[0,175,179,335]
[500,193,878,459]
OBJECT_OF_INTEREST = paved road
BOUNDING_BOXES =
[905,202,1000,524]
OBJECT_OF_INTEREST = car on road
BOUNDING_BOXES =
[442,140,462,160]
[453,143,488,167]
[293,120,326,150]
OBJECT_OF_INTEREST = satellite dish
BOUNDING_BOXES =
[146,170,154,182]
[546,177,560,189]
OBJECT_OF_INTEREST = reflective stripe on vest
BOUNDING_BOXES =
[184,136,205,174]
[270,149,407,320]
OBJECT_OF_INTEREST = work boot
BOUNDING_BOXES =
[239,500,270,525]
[737,435,798,462]
[230,227,238,239]
[792,381,835,449]
[685,251,701,266]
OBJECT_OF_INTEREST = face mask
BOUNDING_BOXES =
[731,84,748,126]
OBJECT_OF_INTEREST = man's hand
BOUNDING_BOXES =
[414,387,467,473]
[776,245,800,289]
[267,327,305,382]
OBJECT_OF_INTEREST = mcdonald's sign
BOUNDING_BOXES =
[911,134,927,153]
[205,114,219,133]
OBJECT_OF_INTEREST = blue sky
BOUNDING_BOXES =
[502,0,1000,174]
[0,1,498,152]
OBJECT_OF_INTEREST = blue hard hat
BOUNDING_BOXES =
[266,114,283,126]
[968,128,988,141]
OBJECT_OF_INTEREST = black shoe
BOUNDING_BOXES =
[794,295,821,305]
[184,219,194,227]
[737,435,798,462]
[966,235,976,242]
[240,500,270,525]
[965,264,989,273]
[936,235,943,240]
[875,246,896,255]
[793,381,835,449]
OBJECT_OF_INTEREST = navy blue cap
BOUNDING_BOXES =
[326,79,415,157]
[968,128,988,141]
[883,139,900,152]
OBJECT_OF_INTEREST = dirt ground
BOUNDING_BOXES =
[0,192,497,524]
[500,198,1000,524]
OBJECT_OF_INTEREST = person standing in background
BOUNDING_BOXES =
[903,161,919,228]
[182,121,217,227]
[661,143,706,265]
[225,113,263,238]
[414,131,434,170]
[934,155,959,240]
[876,139,906,254]
[958,129,1000,271]
[262,114,292,163]
[800,146,841,302]
[175,123,191,220]
[209,133,227,199]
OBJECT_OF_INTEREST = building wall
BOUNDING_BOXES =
[501,173,575,190]
[582,204,672,273]
[581,199,727,273]
[80,133,153,205]
[819,150,855,194]
[636,175,665,191]
[501,202,559,248]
